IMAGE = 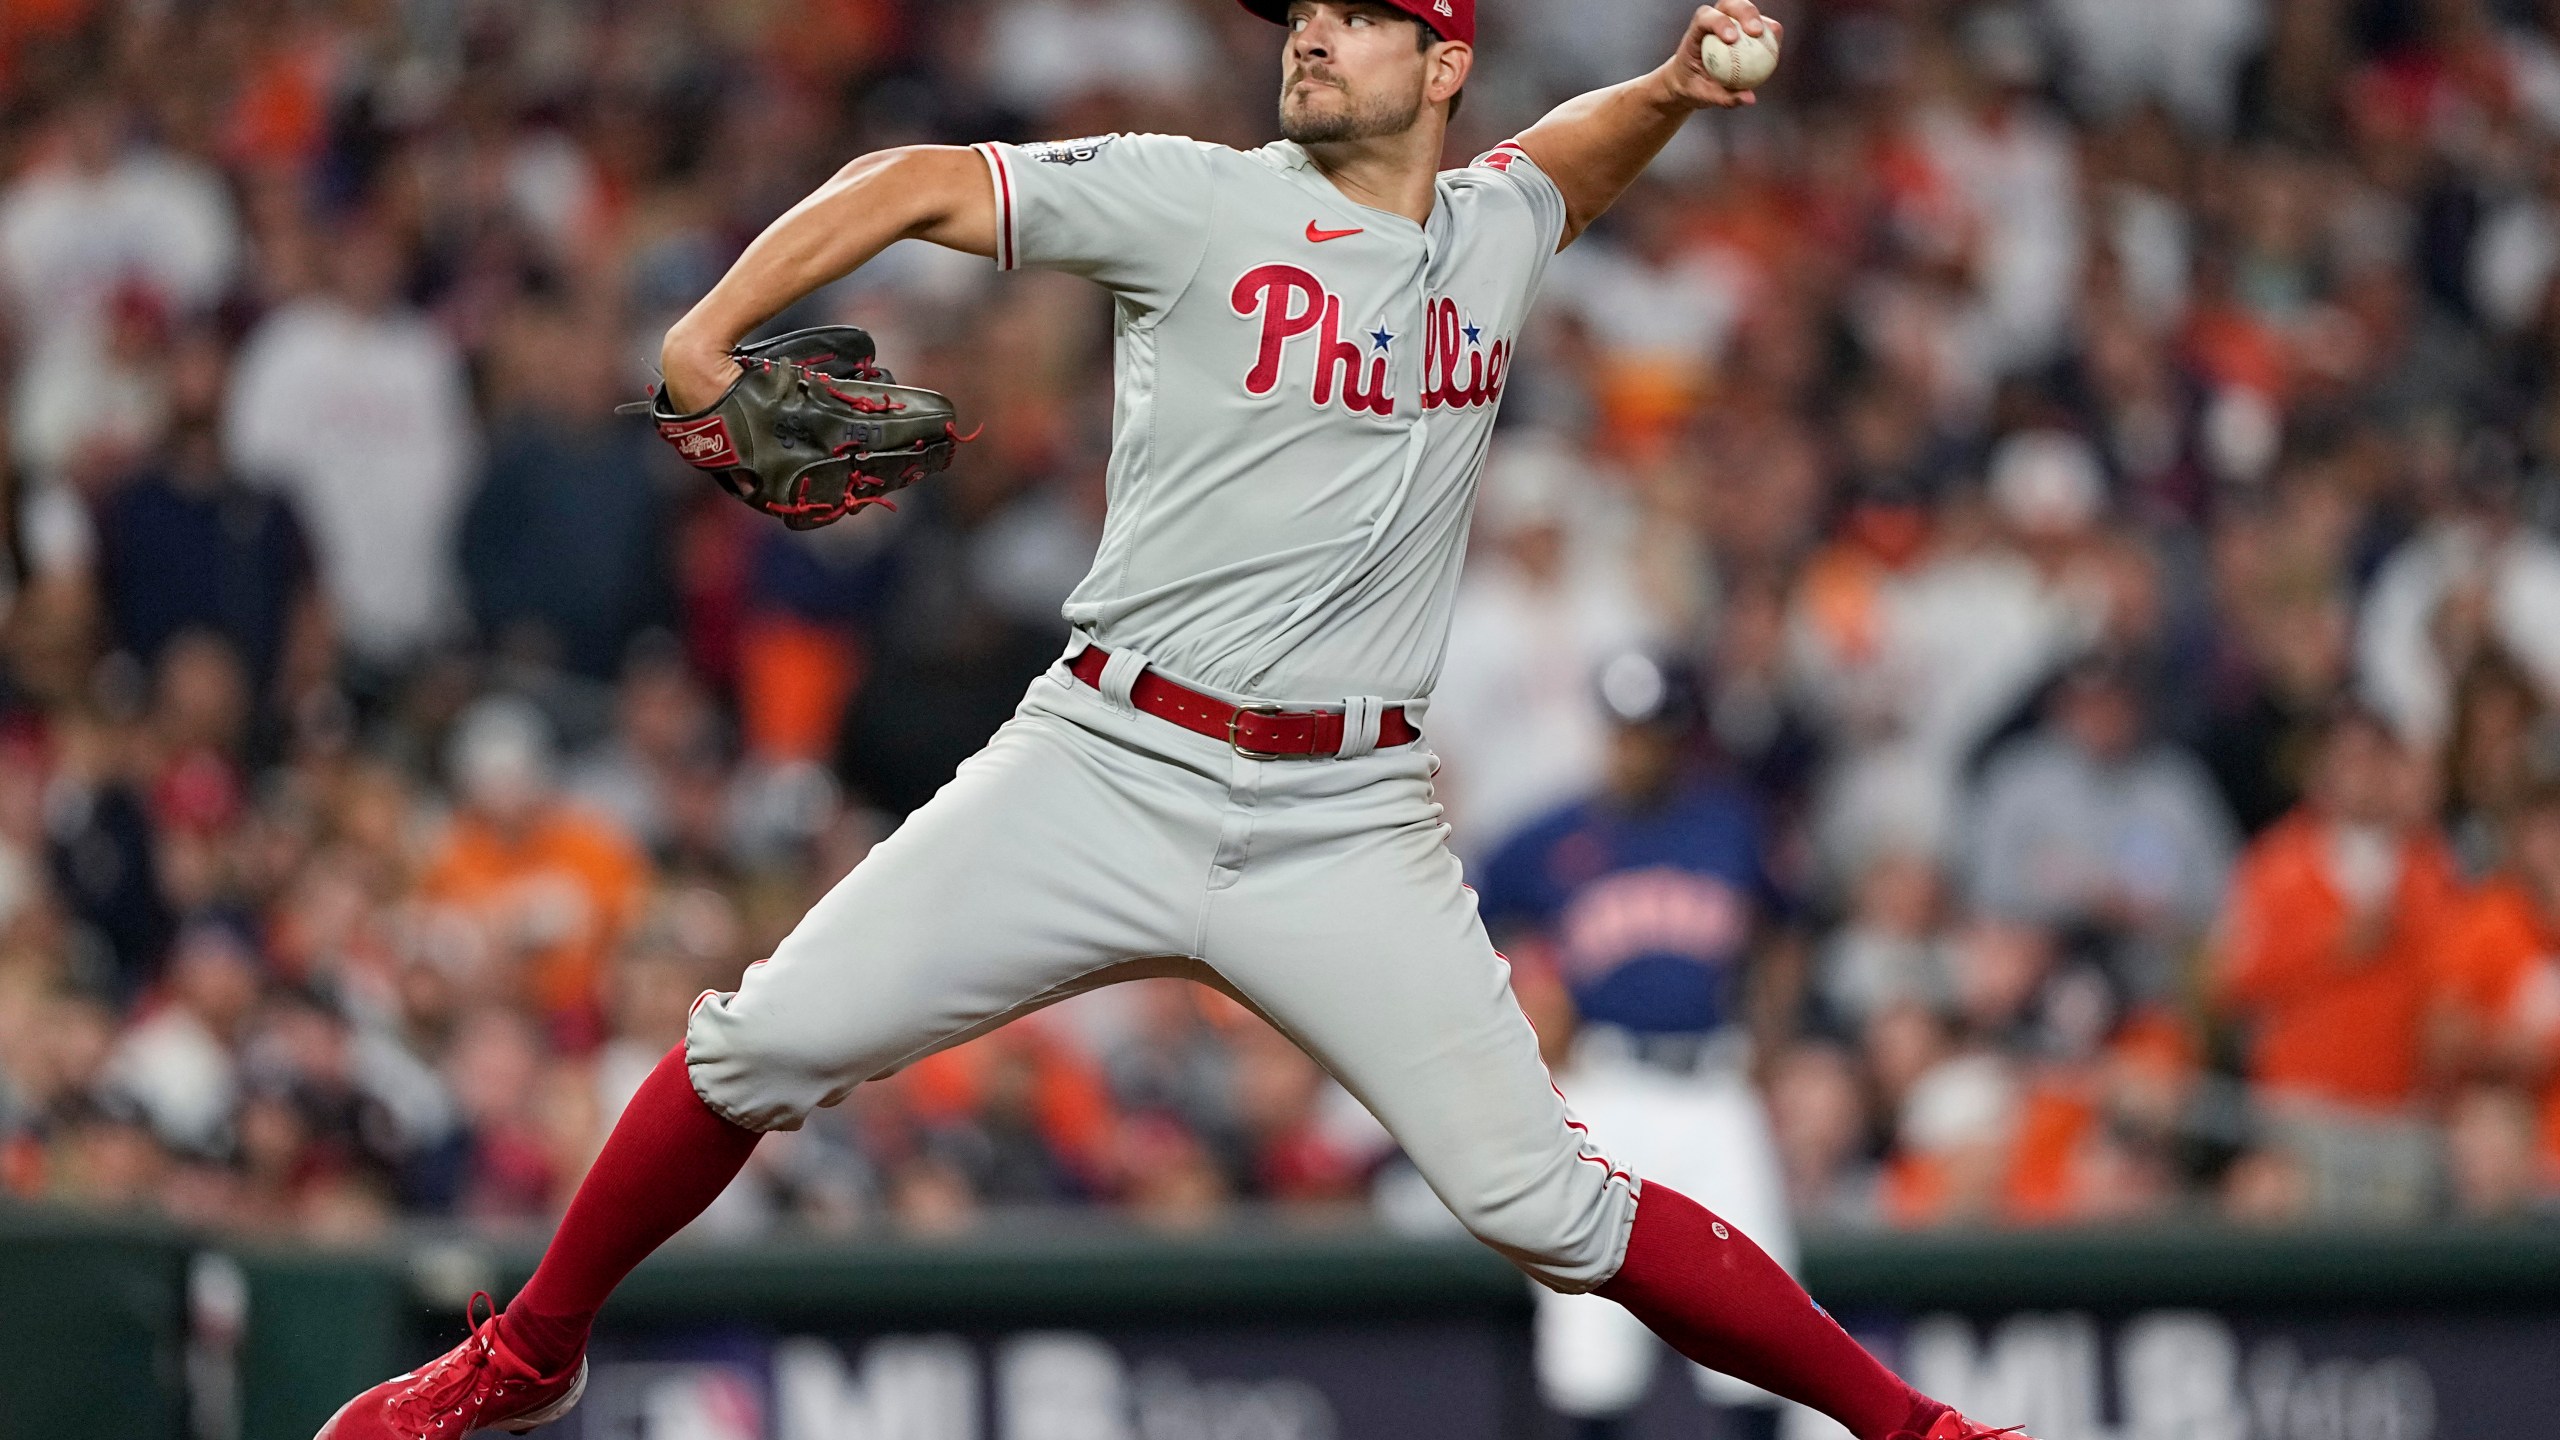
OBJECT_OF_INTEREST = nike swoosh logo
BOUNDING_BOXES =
[1306,221,1364,243]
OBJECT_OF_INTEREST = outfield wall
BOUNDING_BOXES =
[6,1208,2557,1440]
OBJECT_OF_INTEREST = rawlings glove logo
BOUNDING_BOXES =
[659,415,739,468]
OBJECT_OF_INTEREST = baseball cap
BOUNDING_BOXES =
[1236,0,1474,47]
[1595,651,1705,732]
[1986,428,2105,536]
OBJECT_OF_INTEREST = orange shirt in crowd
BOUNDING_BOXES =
[1881,1013,2200,1229]
[421,804,651,1034]
[896,1024,1120,1189]
[2000,1013,2199,1225]
[2210,813,2465,1113]
[2431,880,2560,1174]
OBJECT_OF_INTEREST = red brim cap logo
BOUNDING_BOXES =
[660,415,739,469]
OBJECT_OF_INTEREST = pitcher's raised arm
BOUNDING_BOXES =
[1512,2,1780,248]
[659,145,997,410]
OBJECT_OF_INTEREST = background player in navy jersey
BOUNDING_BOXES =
[1484,651,1807,1440]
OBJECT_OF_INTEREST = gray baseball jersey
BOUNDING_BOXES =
[973,133,1566,702]
[685,132,1645,1296]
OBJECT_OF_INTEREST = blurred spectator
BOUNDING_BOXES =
[2431,780,2560,1200]
[2215,708,2459,1108]
[0,94,237,433]
[1967,653,2239,1000]
[101,919,260,1157]
[1102,979,1245,1188]
[895,1020,1122,1206]
[1793,428,2112,876]
[98,327,325,711]
[2211,707,2463,1219]
[1884,1048,2024,1226]
[1231,1020,1377,1205]
[224,215,476,675]
[419,697,650,1047]
[2440,653,2549,877]
[1764,1040,1884,1228]
[2047,0,2266,133]
[47,711,174,999]
[2357,440,2560,748]
[461,300,672,680]
[16,278,170,494]
[1996,1013,2198,1226]
[834,476,1081,817]
[443,1005,569,1222]
[1431,434,1652,856]
[46,1095,166,1212]
[2194,558,2353,837]
[1817,850,1960,1035]
[1545,183,1754,443]
[1911,10,2086,381]
[2442,1083,2549,1219]
[980,0,1214,117]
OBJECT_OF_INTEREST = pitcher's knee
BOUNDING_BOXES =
[682,987,860,1132]
[1448,1173,1638,1294]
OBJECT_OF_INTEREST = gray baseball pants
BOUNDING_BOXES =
[684,647,1640,1290]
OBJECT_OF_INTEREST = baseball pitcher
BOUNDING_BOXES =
[317,7,2025,1440]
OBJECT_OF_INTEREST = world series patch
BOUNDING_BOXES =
[1023,135,1115,166]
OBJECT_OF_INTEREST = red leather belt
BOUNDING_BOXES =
[1068,645,1419,759]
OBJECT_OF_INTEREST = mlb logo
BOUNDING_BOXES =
[659,415,739,469]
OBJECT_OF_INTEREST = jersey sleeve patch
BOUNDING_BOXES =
[1473,139,1530,172]
[1020,135,1117,166]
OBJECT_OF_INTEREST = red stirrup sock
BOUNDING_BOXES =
[1597,1183,1944,1440]
[498,1043,762,1374]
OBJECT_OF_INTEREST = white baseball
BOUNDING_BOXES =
[1698,25,1780,91]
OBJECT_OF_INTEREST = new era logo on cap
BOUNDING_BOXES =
[1234,0,1473,46]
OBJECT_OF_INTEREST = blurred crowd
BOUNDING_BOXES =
[4,0,2560,1247]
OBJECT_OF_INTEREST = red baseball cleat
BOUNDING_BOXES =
[313,1293,586,1439]
[1894,1413,2032,1440]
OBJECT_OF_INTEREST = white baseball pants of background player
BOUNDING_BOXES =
[1535,1035,1842,1436]
[686,647,1643,1291]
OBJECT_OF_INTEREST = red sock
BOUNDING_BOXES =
[499,1043,761,1375]
[1598,1183,1943,1440]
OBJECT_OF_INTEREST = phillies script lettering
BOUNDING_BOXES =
[1417,296,1507,411]
[1229,265,1508,416]
[1231,264,1393,415]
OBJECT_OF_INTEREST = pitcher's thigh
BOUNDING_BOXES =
[688,710,1206,1131]
[1206,831,1637,1290]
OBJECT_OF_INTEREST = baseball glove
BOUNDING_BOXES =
[634,325,970,530]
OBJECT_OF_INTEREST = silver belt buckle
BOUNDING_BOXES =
[1227,705,1291,760]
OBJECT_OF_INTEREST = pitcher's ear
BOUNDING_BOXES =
[1431,41,1473,105]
